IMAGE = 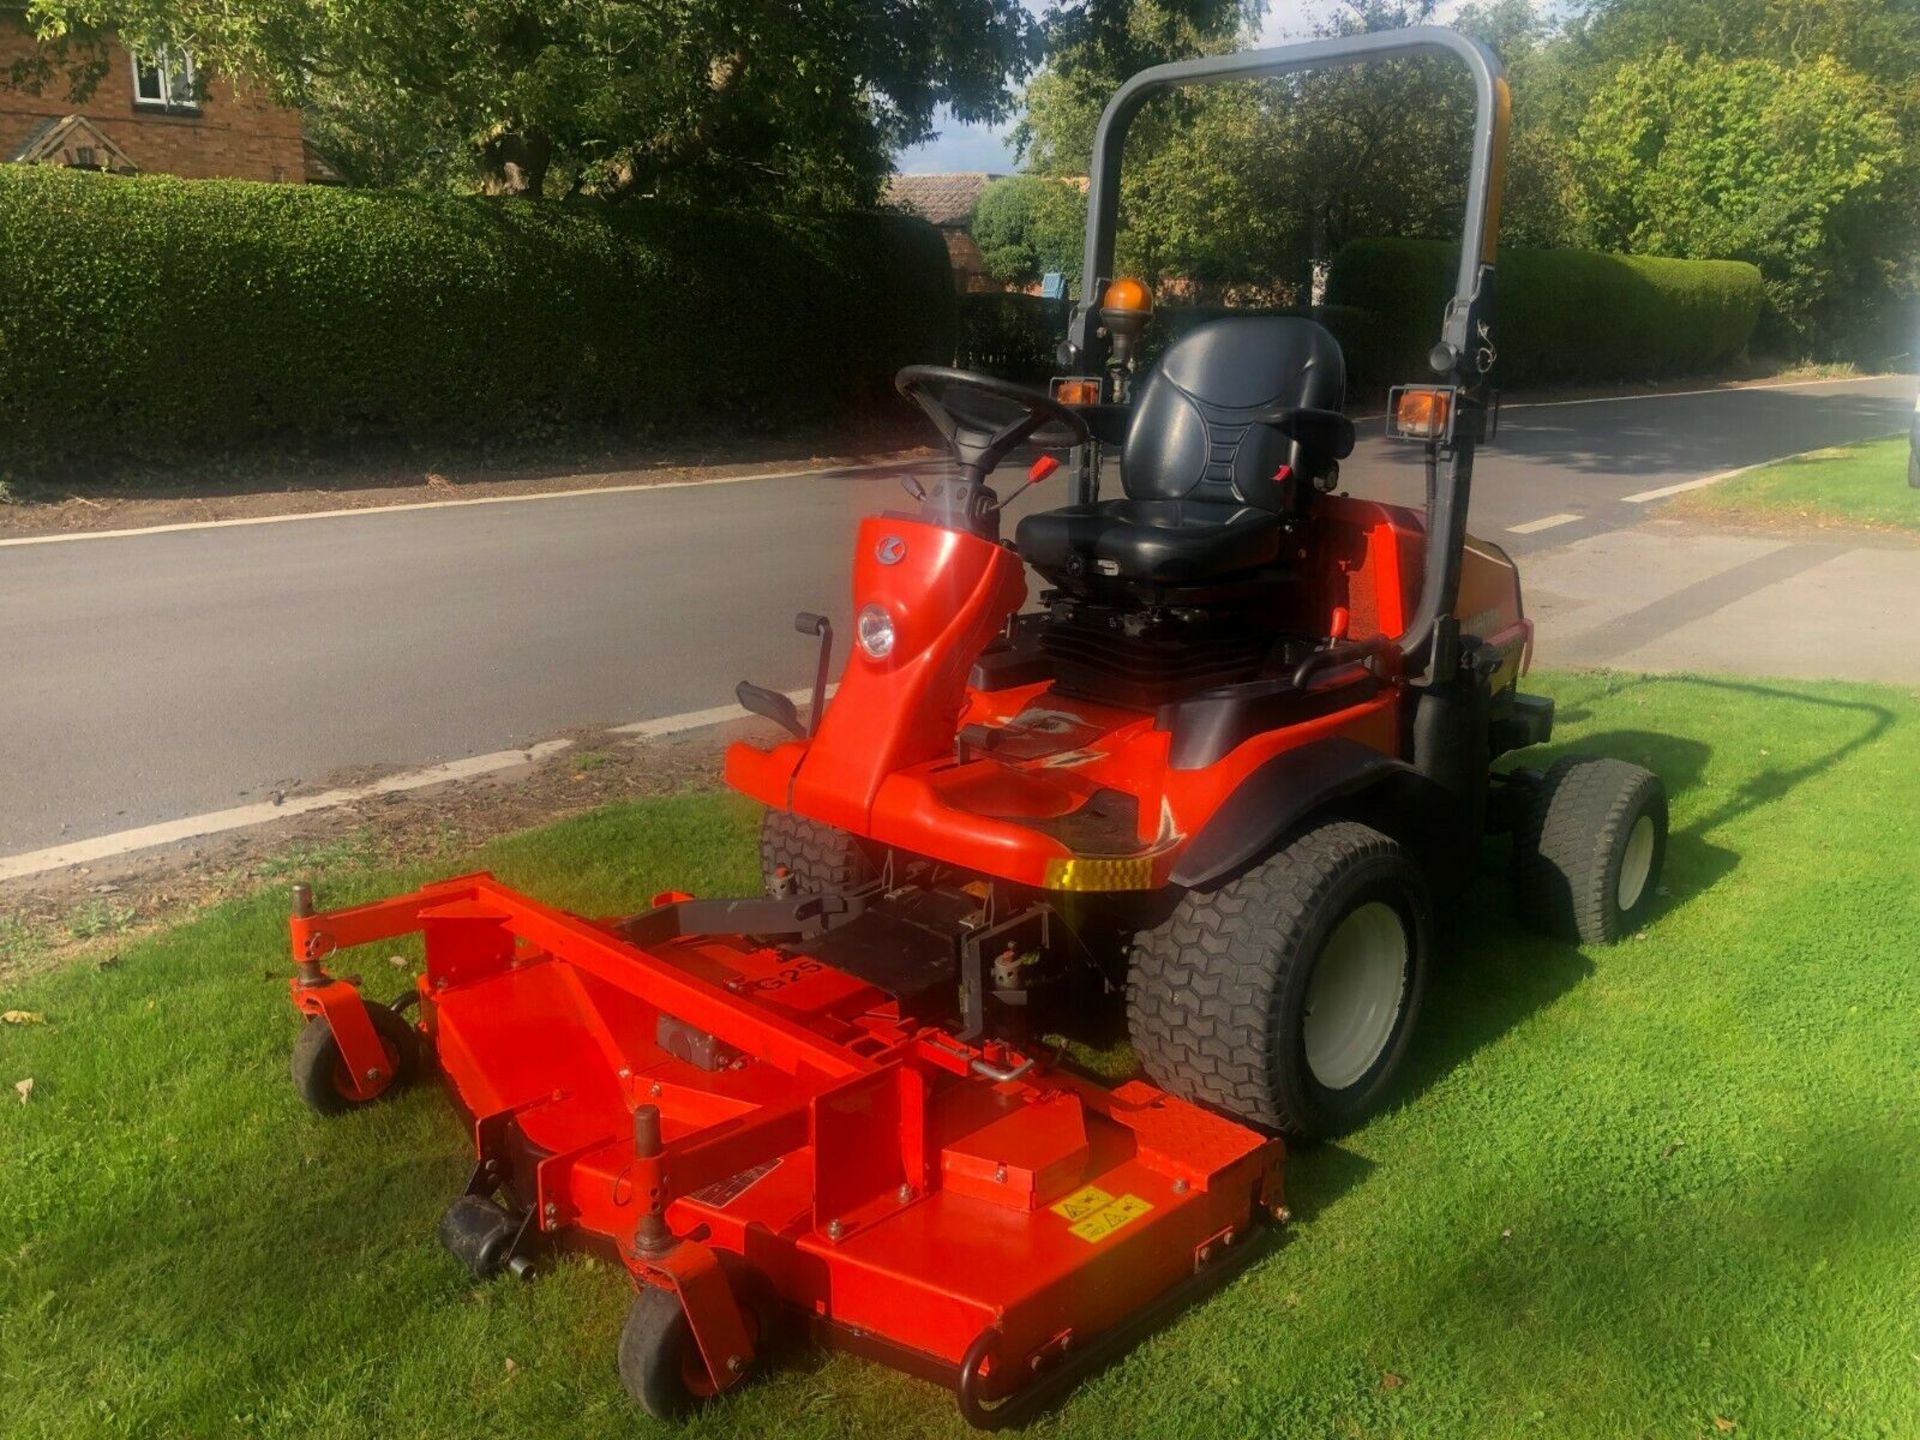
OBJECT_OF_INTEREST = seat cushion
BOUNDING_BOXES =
[1016,498,1284,586]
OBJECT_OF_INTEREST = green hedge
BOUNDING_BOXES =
[0,168,955,470]
[1328,238,1763,385]
[957,294,1392,390]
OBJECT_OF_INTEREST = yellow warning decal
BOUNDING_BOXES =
[1049,1184,1115,1223]
[1068,1193,1154,1243]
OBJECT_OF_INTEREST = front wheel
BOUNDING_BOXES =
[617,1258,770,1420]
[758,810,876,895]
[1128,819,1431,1139]
[290,1000,421,1116]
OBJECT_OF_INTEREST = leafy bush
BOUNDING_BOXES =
[1329,237,1764,385]
[1566,49,1899,357]
[0,168,955,471]
[971,176,1087,289]
[956,294,1073,384]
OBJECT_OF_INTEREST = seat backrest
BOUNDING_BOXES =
[1122,315,1346,511]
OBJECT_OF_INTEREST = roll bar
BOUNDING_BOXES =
[1063,26,1511,682]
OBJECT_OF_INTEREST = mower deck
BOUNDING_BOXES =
[289,873,1284,1425]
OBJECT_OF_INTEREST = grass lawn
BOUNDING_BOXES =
[1668,433,1920,530]
[4,671,1919,1440]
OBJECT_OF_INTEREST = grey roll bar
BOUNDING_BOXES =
[1063,26,1510,680]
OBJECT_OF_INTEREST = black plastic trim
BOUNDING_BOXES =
[1157,670,1380,771]
[1168,736,1427,888]
[1489,692,1554,758]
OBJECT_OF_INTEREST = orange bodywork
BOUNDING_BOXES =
[729,495,1524,892]
[288,876,1283,1402]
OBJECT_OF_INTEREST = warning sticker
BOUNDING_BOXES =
[688,1159,781,1209]
[1049,1184,1116,1223]
[1067,1193,1154,1244]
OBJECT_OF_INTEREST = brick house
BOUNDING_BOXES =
[886,172,1007,294]
[0,17,332,183]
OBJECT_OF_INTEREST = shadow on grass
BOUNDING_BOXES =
[1368,674,1898,1162]
[1549,675,1894,904]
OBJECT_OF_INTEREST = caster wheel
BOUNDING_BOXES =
[439,1195,531,1281]
[618,1258,771,1420]
[290,1000,420,1116]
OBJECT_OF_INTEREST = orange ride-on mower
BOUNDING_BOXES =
[284,28,1668,1429]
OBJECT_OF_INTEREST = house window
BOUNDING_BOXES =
[132,48,198,112]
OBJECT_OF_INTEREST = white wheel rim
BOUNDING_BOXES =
[1617,813,1656,912]
[1303,901,1409,1092]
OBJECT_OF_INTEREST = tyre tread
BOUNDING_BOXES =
[1514,756,1665,943]
[758,810,874,894]
[1128,820,1415,1135]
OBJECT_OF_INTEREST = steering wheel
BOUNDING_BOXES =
[896,366,1092,483]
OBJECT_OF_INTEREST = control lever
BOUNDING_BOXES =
[990,453,1064,512]
[734,613,835,741]
[794,612,834,737]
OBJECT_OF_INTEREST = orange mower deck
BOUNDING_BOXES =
[288,873,1285,1426]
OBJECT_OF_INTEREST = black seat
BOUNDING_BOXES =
[1018,315,1347,588]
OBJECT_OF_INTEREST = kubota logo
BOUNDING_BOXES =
[876,535,907,565]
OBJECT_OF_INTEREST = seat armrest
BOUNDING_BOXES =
[1259,406,1355,460]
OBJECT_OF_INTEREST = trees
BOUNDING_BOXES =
[1011,0,1509,302]
[995,0,1918,355]
[19,0,1052,205]
[1559,0,1920,353]
[17,1,1251,206]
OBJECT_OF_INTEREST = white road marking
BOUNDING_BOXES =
[0,740,574,883]
[1621,464,1765,504]
[1507,512,1583,534]
[0,456,932,549]
[611,685,835,738]
[0,683,833,882]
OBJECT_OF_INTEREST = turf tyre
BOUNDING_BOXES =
[1513,756,1667,944]
[758,810,875,895]
[617,1257,771,1420]
[1128,819,1431,1139]
[290,1001,421,1116]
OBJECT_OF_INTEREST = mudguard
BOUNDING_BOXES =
[1169,736,1444,889]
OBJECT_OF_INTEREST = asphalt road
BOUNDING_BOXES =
[2,373,1911,859]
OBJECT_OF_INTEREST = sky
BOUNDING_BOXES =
[893,0,1521,174]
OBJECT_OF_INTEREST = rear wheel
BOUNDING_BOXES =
[290,1000,420,1116]
[1128,819,1431,1139]
[758,810,875,895]
[1513,756,1668,944]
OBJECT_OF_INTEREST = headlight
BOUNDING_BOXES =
[856,603,895,660]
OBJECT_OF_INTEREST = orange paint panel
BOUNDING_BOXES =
[289,876,1281,1387]
[790,518,1026,833]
